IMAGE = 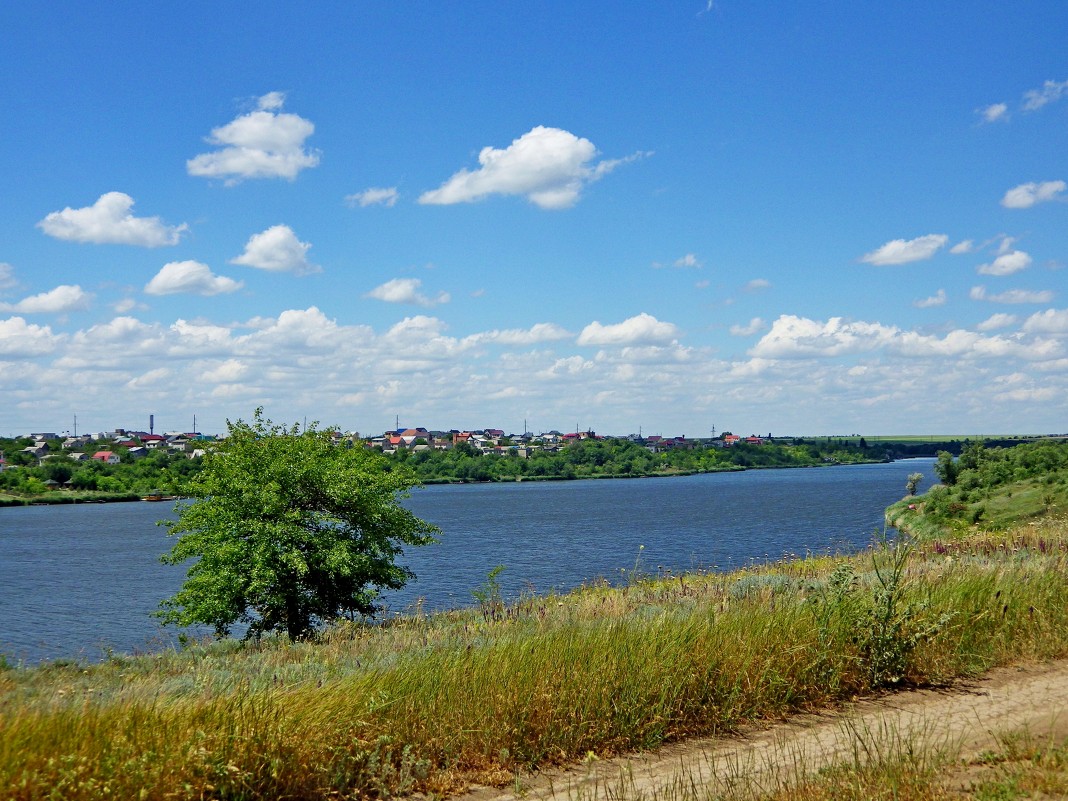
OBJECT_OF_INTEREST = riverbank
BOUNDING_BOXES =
[1,462,925,664]
[885,438,1068,540]
[0,457,868,501]
[0,491,140,507]
[4,504,1068,799]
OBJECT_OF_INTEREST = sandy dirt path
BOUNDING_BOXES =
[456,660,1068,801]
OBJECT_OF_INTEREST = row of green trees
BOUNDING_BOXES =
[0,449,197,499]
[923,439,1068,526]
[395,437,884,482]
[13,434,1057,503]
[2,436,892,500]
[934,439,1068,490]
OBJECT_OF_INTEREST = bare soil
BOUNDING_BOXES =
[455,660,1068,800]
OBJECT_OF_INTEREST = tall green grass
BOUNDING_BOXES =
[4,517,1068,799]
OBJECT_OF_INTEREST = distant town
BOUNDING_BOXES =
[0,422,777,471]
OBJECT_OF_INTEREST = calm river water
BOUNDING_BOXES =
[0,459,933,664]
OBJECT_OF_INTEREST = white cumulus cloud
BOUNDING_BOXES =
[466,323,572,345]
[113,297,146,314]
[913,289,946,308]
[345,187,399,207]
[365,278,450,307]
[145,261,244,296]
[0,285,92,314]
[1023,79,1068,112]
[674,253,701,268]
[950,240,974,254]
[729,317,766,336]
[750,316,898,358]
[577,312,679,346]
[1000,180,1066,209]
[187,92,320,184]
[978,250,1032,276]
[37,192,187,246]
[0,316,61,356]
[200,358,250,383]
[977,313,1018,332]
[1022,308,1068,334]
[0,263,17,291]
[977,103,1009,123]
[419,126,645,209]
[751,314,1060,362]
[860,234,948,265]
[971,285,1055,304]
[230,225,320,275]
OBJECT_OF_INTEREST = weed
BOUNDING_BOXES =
[472,564,507,622]
[328,735,430,798]
[812,535,953,689]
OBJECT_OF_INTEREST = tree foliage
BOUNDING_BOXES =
[396,436,887,483]
[905,472,923,496]
[157,410,438,640]
[916,439,1068,530]
[933,451,958,486]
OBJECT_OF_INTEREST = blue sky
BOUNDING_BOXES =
[1,2,1066,438]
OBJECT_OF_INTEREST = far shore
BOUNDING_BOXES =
[0,456,900,507]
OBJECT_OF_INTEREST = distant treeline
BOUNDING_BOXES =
[391,437,887,483]
[0,434,1054,503]
[0,446,198,503]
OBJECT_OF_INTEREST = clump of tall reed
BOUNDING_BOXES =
[3,517,1068,800]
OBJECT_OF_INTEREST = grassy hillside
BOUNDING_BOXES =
[887,439,1068,538]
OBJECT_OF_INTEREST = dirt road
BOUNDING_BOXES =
[457,660,1068,800]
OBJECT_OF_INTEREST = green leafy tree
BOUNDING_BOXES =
[934,451,958,486]
[905,472,923,496]
[157,410,439,640]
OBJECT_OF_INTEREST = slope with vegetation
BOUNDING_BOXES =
[887,438,1068,538]
[4,443,1068,798]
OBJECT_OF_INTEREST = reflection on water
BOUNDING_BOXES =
[0,459,933,663]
